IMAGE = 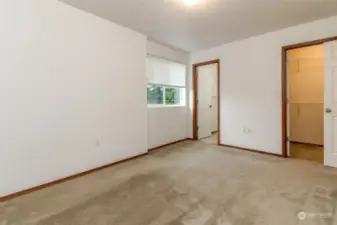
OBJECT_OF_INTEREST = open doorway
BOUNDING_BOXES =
[282,37,337,167]
[287,44,324,163]
[193,60,220,145]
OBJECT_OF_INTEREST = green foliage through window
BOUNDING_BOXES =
[165,87,180,105]
[147,85,163,104]
[147,85,184,106]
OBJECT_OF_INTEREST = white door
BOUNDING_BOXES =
[324,40,337,167]
[211,71,218,132]
[197,64,217,139]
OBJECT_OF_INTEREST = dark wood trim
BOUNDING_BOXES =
[217,61,221,145]
[148,138,191,151]
[193,64,198,140]
[1,138,196,201]
[192,59,220,144]
[281,36,337,158]
[220,144,283,157]
[281,46,287,158]
[290,141,324,148]
[282,36,337,50]
[193,59,220,68]
[0,153,147,202]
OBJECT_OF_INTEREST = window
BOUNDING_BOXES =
[147,55,186,106]
[147,85,163,104]
[147,85,185,105]
[165,87,183,105]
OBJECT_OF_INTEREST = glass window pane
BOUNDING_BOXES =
[165,87,181,105]
[147,85,163,104]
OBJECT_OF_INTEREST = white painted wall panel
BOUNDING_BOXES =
[147,107,187,149]
[0,0,147,197]
[147,40,189,64]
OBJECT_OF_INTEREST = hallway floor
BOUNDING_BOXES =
[1,140,337,225]
[200,132,218,145]
[290,142,324,164]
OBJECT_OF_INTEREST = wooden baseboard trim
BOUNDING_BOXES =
[148,138,191,152]
[0,153,147,202]
[290,141,324,148]
[220,144,284,157]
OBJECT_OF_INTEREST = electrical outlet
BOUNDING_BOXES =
[243,127,251,134]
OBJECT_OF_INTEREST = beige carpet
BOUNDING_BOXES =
[1,141,337,225]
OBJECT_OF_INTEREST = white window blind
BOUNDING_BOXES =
[147,55,186,87]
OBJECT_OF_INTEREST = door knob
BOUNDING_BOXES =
[326,108,333,113]
[209,105,212,108]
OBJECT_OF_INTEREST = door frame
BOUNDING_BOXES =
[281,36,337,157]
[192,59,220,145]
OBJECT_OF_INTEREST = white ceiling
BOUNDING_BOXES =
[60,0,337,52]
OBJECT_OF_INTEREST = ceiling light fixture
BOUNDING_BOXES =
[182,0,200,6]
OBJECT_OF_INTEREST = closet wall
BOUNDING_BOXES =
[288,45,324,145]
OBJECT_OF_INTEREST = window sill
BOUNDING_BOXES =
[147,104,186,109]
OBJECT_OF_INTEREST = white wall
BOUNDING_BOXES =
[147,106,188,149]
[189,16,337,154]
[147,40,189,64]
[0,0,147,197]
[147,40,189,149]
